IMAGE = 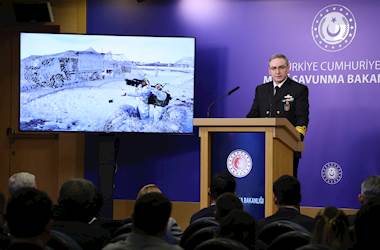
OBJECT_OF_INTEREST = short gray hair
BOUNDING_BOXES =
[361,176,380,202]
[269,54,289,66]
[8,172,36,195]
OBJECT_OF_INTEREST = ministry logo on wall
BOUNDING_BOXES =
[321,161,343,185]
[226,149,252,178]
[312,4,357,52]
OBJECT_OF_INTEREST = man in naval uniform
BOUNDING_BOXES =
[246,54,309,177]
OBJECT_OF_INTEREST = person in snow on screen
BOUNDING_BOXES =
[149,83,169,122]
[125,79,170,121]
[124,78,152,120]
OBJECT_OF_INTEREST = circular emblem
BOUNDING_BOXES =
[226,149,252,178]
[311,4,357,52]
[321,161,343,185]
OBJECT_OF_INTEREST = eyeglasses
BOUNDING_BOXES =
[270,65,288,71]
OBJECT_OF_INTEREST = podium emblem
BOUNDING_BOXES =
[226,149,252,178]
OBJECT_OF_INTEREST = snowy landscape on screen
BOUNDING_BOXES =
[19,33,195,133]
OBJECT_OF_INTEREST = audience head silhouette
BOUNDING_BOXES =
[189,172,237,224]
[8,172,36,195]
[136,183,162,199]
[218,209,256,249]
[354,200,380,249]
[56,178,99,222]
[133,192,172,236]
[215,192,243,221]
[312,206,352,250]
[273,175,301,206]
[359,175,380,205]
[210,172,236,201]
[6,187,52,238]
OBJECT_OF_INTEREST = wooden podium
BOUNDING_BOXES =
[193,118,303,216]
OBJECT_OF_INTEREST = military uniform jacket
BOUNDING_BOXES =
[246,78,309,128]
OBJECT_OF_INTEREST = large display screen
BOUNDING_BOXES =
[19,32,195,133]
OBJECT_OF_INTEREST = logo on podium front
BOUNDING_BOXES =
[311,4,357,52]
[226,149,252,178]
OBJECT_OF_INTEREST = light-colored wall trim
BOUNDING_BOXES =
[300,206,358,218]
[114,200,359,231]
[114,200,200,231]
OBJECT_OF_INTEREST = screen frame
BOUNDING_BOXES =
[18,32,196,135]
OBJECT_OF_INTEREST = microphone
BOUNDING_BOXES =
[227,86,240,95]
[207,86,240,117]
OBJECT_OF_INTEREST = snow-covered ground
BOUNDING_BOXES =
[20,68,194,133]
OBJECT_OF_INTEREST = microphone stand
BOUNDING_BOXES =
[207,95,227,118]
[206,86,240,117]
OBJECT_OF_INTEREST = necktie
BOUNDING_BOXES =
[274,86,280,96]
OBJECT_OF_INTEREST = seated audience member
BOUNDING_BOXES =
[52,178,110,250]
[88,191,123,236]
[358,175,380,204]
[182,191,243,250]
[8,172,36,195]
[190,172,236,223]
[218,209,256,250]
[348,175,380,226]
[215,193,243,222]
[103,192,182,250]
[5,187,52,250]
[311,207,352,250]
[113,184,182,244]
[138,184,182,243]
[181,192,244,249]
[352,200,380,250]
[181,193,244,249]
[258,175,314,232]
